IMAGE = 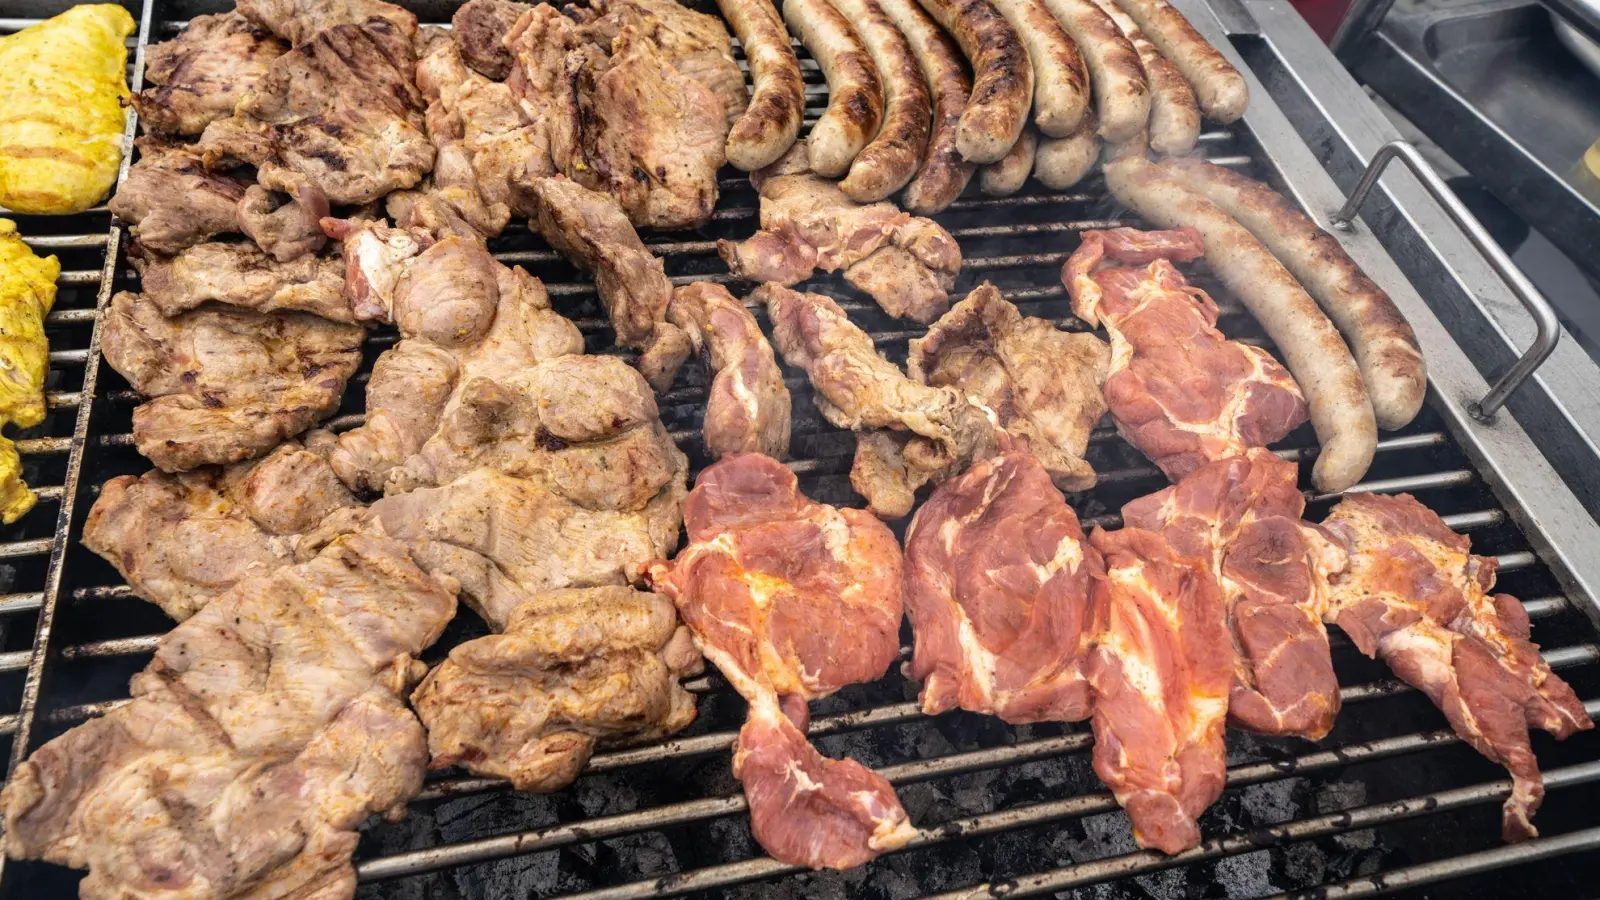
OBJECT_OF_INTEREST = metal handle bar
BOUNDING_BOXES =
[1329,140,1560,422]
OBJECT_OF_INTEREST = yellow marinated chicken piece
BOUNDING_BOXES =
[0,5,135,214]
[0,219,59,523]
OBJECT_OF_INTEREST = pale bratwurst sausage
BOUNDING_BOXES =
[1041,0,1149,143]
[830,0,934,201]
[1109,0,1247,122]
[1090,0,1199,155]
[986,0,1089,137]
[784,0,885,177]
[718,0,806,171]
[880,0,978,211]
[915,0,1033,164]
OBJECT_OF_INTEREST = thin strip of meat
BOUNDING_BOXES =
[666,283,792,459]
[131,12,287,136]
[1089,0,1198,155]
[909,282,1108,490]
[1108,0,1246,122]
[1087,525,1231,855]
[134,241,352,322]
[904,448,1103,723]
[914,0,1032,164]
[1033,111,1100,189]
[1104,156,1375,492]
[1123,448,1347,740]
[718,144,961,323]
[1160,157,1427,430]
[879,0,977,212]
[757,282,998,517]
[1323,492,1594,841]
[525,176,693,392]
[646,453,916,870]
[830,0,934,202]
[718,0,806,171]
[987,0,1089,136]
[1063,226,1307,481]
[783,0,885,178]
[980,124,1037,195]
[1041,0,1150,142]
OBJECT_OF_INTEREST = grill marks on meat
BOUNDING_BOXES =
[667,282,792,458]
[1323,492,1594,840]
[1065,227,1308,482]
[197,20,433,206]
[101,291,364,472]
[576,0,750,127]
[904,449,1103,723]
[647,454,916,869]
[83,430,357,620]
[526,177,692,391]
[412,586,702,791]
[758,282,998,518]
[1087,525,1232,855]
[1122,448,1347,740]
[454,0,535,79]
[719,144,962,323]
[237,0,419,45]
[132,12,287,136]
[319,228,584,493]
[134,240,352,322]
[110,137,250,256]
[0,534,457,900]
[909,283,1109,491]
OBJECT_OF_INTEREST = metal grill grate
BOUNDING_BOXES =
[3,1,1600,897]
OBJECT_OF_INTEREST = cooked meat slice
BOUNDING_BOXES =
[197,21,433,205]
[1087,525,1232,855]
[236,177,330,261]
[454,0,535,78]
[0,533,456,900]
[525,176,692,391]
[1064,227,1308,482]
[320,231,583,493]
[909,283,1110,491]
[236,0,418,45]
[412,587,701,791]
[132,12,287,136]
[667,283,791,459]
[580,0,749,125]
[718,143,961,323]
[83,431,358,620]
[367,466,685,628]
[647,453,916,869]
[1123,448,1347,740]
[134,241,351,322]
[109,136,249,255]
[757,283,998,518]
[1323,492,1594,841]
[321,216,430,322]
[101,291,364,472]
[904,449,1102,723]
[506,5,584,173]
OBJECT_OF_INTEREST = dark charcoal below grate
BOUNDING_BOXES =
[3,0,1600,898]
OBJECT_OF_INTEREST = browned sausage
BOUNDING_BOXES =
[915,0,1033,164]
[1091,0,1199,155]
[981,125,1037,194]
[1033,111,1099,189]
[988,0,1089,136]
[1162,157,1426,430]
[880,0,977,211]
[1040,0,1149,143]
[1104,156,1376,491]
[718,0,806,170]
[784,0,885,177]
[1109,0,1246,122]
[831,0,934,201]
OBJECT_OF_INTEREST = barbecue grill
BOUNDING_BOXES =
[3,0,1600,895]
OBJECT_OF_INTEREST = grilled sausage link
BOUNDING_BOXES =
[915,0,1033,164]
[980,125,1037,194]
[1033,111,1099,189]
[1090,0,1198,155]
[987,0,1089,137]
[1109,0,1246,122]
[1040,0,1149,143]
[831,0,934,201]
[1105,156,1376,491]
[880,0,977,211]
[784,0,885,177]
[718,0,806,170]
[1162,157,1426,430]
